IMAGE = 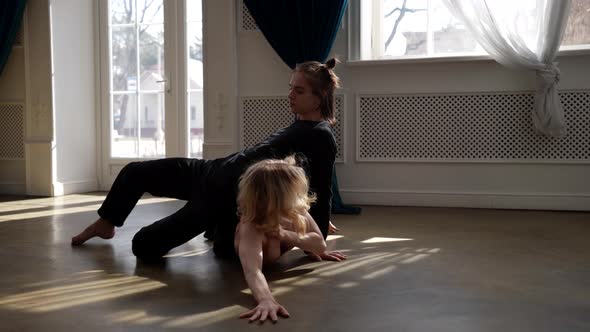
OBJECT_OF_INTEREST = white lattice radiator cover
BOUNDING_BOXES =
[240,2,258,31]
[13,24,23,47]
[241,96,344,161]
[358,91,590,162]
[0,103,25,159]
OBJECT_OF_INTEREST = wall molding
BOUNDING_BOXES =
[52,179,98,196]
[340,189,590,211]
[0,183,26,195]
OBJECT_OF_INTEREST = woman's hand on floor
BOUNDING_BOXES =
[240,299,290,323]
[306,251,347,261]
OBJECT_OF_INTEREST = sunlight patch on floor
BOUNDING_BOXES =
[361,237,413,243]
[110,310,169,325]
[400,254,430,264]
[162,305,246,328]
[247,247,442,299]
[24,270,106,288]
[337,281,359,288]
[0,194,107,207]
[163,248,210,258]
[0,271,166,313]
[362,266,397,280]
[0,197,177,222]
[108,305,247,329]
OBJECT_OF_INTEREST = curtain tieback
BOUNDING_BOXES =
[536,63,560,92]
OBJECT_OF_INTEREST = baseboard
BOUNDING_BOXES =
[0,183,26,195]
[52,179,98,196]
[340,189,590,211]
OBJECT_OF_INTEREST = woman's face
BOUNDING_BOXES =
[288,71,321,119]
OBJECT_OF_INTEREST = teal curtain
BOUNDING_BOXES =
[244,0,348,69]
[0,0,27,76]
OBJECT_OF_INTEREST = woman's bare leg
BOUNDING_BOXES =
[71,218,116,245]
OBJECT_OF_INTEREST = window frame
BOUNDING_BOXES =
[347,0,590,66]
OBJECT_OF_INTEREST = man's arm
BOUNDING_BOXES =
[237,223,290,323]
[307,132,336,239]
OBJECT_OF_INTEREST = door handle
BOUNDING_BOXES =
[156,79,170,93]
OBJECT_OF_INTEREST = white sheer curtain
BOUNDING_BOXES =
[443,0,572,137]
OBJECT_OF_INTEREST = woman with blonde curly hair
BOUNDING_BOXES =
[235,156,337,322]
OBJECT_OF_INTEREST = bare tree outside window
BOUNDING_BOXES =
[383,0,426,53]
[190,35,203,61]
[111,0,164,136]
[374,0,589,60]
[562,0,590,46]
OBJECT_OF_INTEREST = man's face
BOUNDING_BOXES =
[288,72,321,118]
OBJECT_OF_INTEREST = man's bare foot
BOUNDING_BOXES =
[71,218,115,246]
[328,221,340,234]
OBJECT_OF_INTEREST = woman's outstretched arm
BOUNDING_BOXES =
[237,222,290,323]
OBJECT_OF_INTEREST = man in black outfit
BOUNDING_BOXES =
[90,120,336,260]
[72,59,343,262]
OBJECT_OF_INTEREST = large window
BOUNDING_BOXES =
[357,0,590,61]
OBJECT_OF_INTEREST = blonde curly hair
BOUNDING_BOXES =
[237,156,316,235]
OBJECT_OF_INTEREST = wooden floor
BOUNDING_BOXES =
[0,193,589,331]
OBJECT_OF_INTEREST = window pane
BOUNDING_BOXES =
[109,0,166,159]
[362,0,590,60]
[431,1,479,54]
[137,0,163,24]
[139,93,165,158]
[562,0,590,46]
[189,90,203,158]
[139,24,165,91]
[112,93,138,157]
[187,0,203,22]
[188,22,203,63]
[382,0,428,57]
[111,26,137,92]
[187,1,204,159]
[111,0,135,25]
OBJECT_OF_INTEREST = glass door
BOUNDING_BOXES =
[187,0,204,158]
[100,0,204,187]
[109,0,166,158]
